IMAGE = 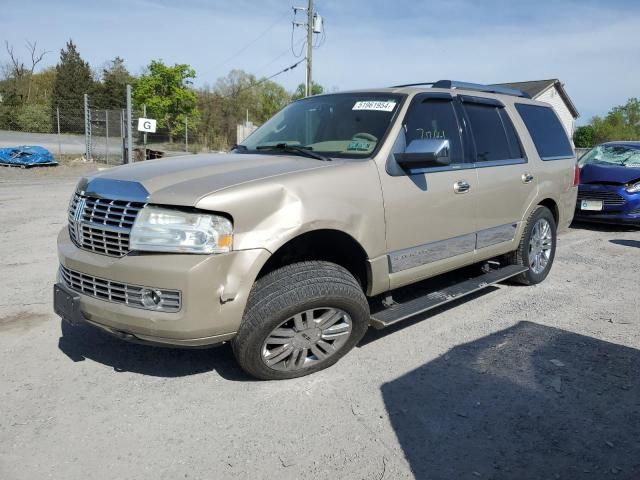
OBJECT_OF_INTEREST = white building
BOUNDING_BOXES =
[494,79,579,140]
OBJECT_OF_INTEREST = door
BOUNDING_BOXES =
[459,98,538,249]
[378,94,479,288]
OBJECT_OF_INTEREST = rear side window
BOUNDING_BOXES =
[463,103,523,162]
[515,104,573,160]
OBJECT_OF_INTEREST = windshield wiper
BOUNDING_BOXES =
[231,144,248,152]
[255,143,330,161]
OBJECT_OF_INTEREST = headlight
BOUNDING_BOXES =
[625,181,640,193]
[130,206,233,254]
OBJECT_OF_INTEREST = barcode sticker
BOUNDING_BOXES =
[352,101,397,112]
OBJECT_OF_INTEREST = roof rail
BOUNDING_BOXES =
[432,80,531,98]
[390,80,531,98]
[389,82,435,88]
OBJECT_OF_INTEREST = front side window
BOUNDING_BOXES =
[403,98,463,164]
[463,102,522,162]
[579,144,640,168]
[515,103,574,160]
[240,93,404,158]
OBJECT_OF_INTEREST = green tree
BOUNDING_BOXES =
[95,57,134,109]
[291,82,324,101]
[254,80,290,123]
[573,125,595,148]
[51,40,94,132]
[590,97,640,144]
[133,60,198,142]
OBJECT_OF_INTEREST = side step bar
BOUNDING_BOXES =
[369,265,528,329]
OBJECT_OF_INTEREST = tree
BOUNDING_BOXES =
[3,40,48,105]
[51,40,94,131]
[94,57,134,109]
[573,125,595,148]
[590,98,640,144]
[291,82,324,101]
[195,70,291,151]
[133,60,198,142]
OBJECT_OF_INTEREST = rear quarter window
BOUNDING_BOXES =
[515,104,574,160]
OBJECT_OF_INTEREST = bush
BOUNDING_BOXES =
[573,125,595,148]
[15,104,52,133]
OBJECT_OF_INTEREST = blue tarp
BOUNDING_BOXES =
[0,145,58,167]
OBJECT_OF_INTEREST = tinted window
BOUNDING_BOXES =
[403,98,463,164]
[515,104,573,160]
[464,103,520,162]
[498,109,524,159]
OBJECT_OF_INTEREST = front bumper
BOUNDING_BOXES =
[56,228,270,347]
[575,185,640,226]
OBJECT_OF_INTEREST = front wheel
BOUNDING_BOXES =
[510,206,557,285]
[232,261,370,380]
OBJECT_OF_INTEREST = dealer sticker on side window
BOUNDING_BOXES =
[352,101,397,112]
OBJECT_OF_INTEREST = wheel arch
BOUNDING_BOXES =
[537,197,560,225]
[256,229,371,293]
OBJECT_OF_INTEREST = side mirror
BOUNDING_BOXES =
[394,139,451,169]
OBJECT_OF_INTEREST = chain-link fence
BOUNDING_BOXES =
[88,108,126,164]
[0,101,88,160]
[130,107,191,160]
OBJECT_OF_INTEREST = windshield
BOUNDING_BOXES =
[239,93,404,158]
[579,144,640,168]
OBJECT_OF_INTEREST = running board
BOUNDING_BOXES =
[369,265,528,329]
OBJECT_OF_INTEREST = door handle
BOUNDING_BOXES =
[453,180,470,194]
[521,173,534,184]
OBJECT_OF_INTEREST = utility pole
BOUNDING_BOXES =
[294,1,323,97]
[305,0,313,97]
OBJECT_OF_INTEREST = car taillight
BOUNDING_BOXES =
[573,165,580,186]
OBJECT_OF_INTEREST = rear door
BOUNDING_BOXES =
[458,96,537,249]
[378,93,479,288]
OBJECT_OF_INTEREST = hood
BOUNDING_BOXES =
[82,153,334,205]
[580,163,640,185]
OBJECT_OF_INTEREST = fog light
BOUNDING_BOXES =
[141,288,163,308]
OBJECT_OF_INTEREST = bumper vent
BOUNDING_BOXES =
[577,190,626,206]
[59,265,181,312]
[68,193,145,257]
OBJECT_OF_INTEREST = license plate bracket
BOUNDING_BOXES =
[53,283,84,326]
[580,199,603,211]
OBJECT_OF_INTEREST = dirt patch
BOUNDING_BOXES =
[0,311,49,332]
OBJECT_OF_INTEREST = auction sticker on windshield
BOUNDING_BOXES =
[352,101,397,112]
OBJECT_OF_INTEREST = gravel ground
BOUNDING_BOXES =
[1,165,639,480]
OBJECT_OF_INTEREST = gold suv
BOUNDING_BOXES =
[54,80,578,379]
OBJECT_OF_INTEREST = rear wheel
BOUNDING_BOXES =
[510,206,557,285]
[232,261,370,380]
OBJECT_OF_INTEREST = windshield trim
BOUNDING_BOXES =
[237,92,408,161]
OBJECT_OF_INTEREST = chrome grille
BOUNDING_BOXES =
[68,193,145,256]
[629,207,640,215]
[59,265,181,312]
[577,190,626,206]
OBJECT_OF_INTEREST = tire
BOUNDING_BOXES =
[232,261,370,380]
[510,205,557,285]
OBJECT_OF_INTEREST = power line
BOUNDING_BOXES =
[211,9,290,72]
[233,58,306,97]
[257,38,306,77]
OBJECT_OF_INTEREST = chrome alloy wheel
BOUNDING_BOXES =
[528,218,553,275]
[261,308,353,371]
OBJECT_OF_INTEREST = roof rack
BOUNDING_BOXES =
[390,80,531,99]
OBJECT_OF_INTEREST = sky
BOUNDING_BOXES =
[1,0,639,124]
